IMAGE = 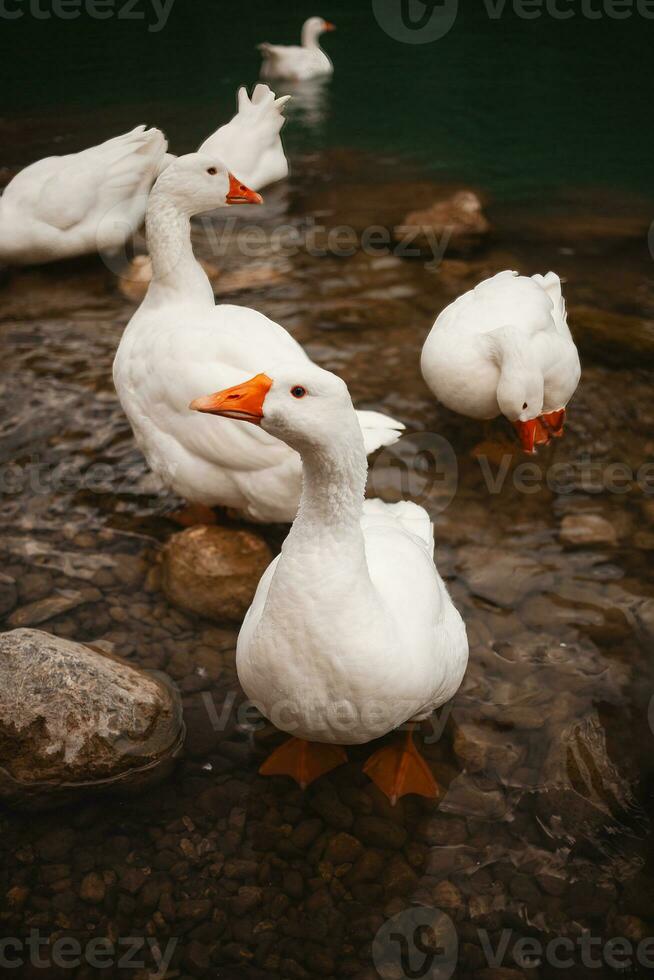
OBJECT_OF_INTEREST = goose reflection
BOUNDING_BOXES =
[273,77,331,130]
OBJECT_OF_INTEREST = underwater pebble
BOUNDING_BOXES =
[161,524,272,623]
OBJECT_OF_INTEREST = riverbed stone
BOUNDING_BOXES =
[161,524,272,623]
[395,190,490,256]
[0,628,184,808]
[560,513,618,547]
[0,572,17,616]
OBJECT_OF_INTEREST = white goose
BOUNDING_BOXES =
[0,126,167,265]
[421,270,581,452]
[197,83,291,191]
[113,156,404,524]
[259,16,335,81]
[0,84,289,267]
[190,364,468,804]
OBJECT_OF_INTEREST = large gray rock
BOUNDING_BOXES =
[0,628,184,808]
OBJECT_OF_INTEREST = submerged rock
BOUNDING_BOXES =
[0,572,17,617]
[161,524,272,623]
[395,190,490,257]
[560,513,618,547]
[0,628,184,808]
[570,305,654,369]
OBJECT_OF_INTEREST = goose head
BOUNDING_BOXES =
[152,153,263,216]
[190,363,360,454]
[496,370,547,453]
[302,16,336,46]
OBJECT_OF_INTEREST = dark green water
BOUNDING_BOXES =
[1,0,653,202]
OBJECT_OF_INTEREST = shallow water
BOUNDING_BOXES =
[1,139,654,978]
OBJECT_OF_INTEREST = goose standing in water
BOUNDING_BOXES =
[113,157,403,524]
[191,364,468,804]
[421,271,581,452]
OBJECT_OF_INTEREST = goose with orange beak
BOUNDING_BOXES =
[113,152,404,525]
[191,364,468,805]
[259,16,336,81]
[421,271,581,453]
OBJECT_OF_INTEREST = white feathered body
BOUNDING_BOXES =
[114,297,403,524]
[0,126,167,265]
[198,84,290,190]
[421,270,581,420]
[237,499,468,743]
[259,43,333,81]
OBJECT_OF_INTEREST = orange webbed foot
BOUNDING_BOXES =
[259,738,347,789]
[363,730,439,806]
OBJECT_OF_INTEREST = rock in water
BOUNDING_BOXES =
[161,525,272,623]
[395,190,490,257]
[0,629,184,808]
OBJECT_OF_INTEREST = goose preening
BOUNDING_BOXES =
[197,83,291,191]
[113,156,404,524]
[190,364,468,803]
[259,16,335,81]
[421,271,581,452]
[0,84,289,267]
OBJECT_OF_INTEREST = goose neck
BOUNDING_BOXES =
[145,190,213,302]
[289,425,368,546]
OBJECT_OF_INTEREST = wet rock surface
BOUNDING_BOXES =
[161,525,273,623]
[396,190,490,256]
[0,149,653,978]
[0,629,184,807]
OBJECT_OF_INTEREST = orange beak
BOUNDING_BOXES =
[189,374,273,425]
[513,418,551,454]
[323,20,336,30]
[226,173,263,206]
[541,408,566,437]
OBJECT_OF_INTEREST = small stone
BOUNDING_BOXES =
[290,818,323,849]
[0,573,17,616]
[8,588,99,627]
[383,854,418,897]
[395,190,490,256]
[323,832,363,865]
[310,790,353,830]
[120,868,147,895]
[560,514,617,547]
[79,872,105,904]
[354,816,407,849]
[161,524,272,623]
[432,880,465,916]
[283,870,304,899]
[5,885,29,909]
[232,886,263,916]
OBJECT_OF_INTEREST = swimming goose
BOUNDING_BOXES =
[190,364,468,803]
[259,17,335,81]
[0,126,167,265]
[421,271,581,452]
[113,156,404,524]
[0,85,289,267]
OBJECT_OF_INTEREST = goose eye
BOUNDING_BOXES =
[207,167,218,176]
[291,386,307,399]
[522,402,528,409]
